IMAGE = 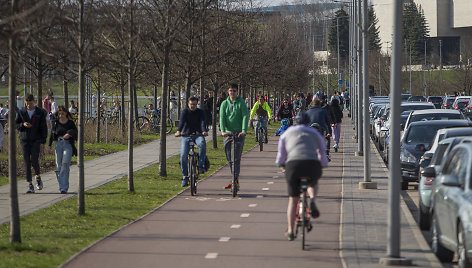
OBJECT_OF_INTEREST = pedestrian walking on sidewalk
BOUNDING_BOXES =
[17,94,48,194]
[330,98,343,152]
[275,112,328,241]
[175,96,208,187]
[219,84,249,190]
[48,106,77,194]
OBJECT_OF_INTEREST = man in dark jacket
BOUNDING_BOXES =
[175,96,208,187]
[17,94,48,193]
[330,98,343,152]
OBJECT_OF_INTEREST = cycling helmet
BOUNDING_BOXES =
[281,118,289,126]
[294,112,310,126]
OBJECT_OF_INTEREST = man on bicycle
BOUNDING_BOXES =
[250,95,272,144]
[306,96,332,161]
[275,112,328,241]
[219,84,249,189]
[175,97,208,187]
[148,104,160,121]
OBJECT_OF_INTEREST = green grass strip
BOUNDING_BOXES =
[0,124,278,268]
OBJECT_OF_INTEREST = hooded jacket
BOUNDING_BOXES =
[219,96,249,133]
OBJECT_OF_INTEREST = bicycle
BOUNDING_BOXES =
[254,119,265,152]
[225,133,239,197]
[187,133,203,196]
[138,108,173,134]
[294,177,313,250]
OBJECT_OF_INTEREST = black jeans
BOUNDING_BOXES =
[21,140,41,182]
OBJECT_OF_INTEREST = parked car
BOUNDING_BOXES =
[379,102,435,153]
[428,143,472,265]
[401,94,412,101]
[418,128,472,230]
[427,96,443,109]
[407,96,427,102]
[372,105,387,143]
[403,109,467,131]
[452,96,471,112]
[399,120,471,190]
[442,95,456,109]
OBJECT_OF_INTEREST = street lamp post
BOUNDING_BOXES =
[337,17,341,94]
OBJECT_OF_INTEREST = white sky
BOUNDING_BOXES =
[257,0,305,7]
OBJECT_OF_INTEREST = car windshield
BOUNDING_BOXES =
[429,97,442,101]
[409,113,462,124]
[401,105,433,113]
[447,99,455,105]
[406,125,447,145]
[457,101,469,109]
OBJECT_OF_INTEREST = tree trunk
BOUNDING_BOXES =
[212,83,218,149]
[120,69,125,136]
[77,0,86,215]
[63,77,68,107]
[128,0,135,192]
[154,84,158,109]
[37,54,43,104]
[9,0,21,243]
[159,1,171,177]
[177,84,181,119]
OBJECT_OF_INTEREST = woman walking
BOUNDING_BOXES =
[330,98,343,152]
[48,106,77,194]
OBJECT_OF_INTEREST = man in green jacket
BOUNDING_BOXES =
[219,84,249,189]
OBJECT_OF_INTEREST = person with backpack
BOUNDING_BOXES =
[330,98,343,152]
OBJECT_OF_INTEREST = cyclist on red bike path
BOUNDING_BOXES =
[250,95,272,144]
[175,96,208,187]
[219,84,249,189]
[275,112,329,241]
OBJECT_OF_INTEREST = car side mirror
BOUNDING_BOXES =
[422,153,433,160]
[438,174,461,187]
[415,144,426,152]
[421,166,436,178]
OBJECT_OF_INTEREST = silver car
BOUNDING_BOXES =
[428,143,472,266]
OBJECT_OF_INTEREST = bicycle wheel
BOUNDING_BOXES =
[301,193,306,250]
[259,127,264,151]
[231,139,238,197]
[166,117,173,134]
[193,155,199,195]
[136,116,149,130]
[189,155,195,195]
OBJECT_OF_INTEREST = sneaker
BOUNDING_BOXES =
[181,177,189,187]
[327,155,331,162]
[310,199,320,218]
[60,190,67,194]
[333,143,339,152]
[224,180,239,189]
[285,231,296,241]
[26,184,35,194]
[36,176,43,190]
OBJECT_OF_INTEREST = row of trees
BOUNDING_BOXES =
[1,0,313,243]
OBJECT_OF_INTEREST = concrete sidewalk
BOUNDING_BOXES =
[340,117,441,267]
[0,134,216,225]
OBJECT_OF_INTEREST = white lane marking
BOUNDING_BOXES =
[272,175,279,178]
[205,253,218,259]
[230,224,241,229]
[256,195,264,198]
[240,213,250,218]
[219,237,231,242]
[267,182,274,185]
[262,188,269,191]
[249,204,257,208]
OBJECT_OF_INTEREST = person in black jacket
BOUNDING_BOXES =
[330,98,343,152]
[48,106,77,194]
[16,94,48,193]
[175,96,208,187]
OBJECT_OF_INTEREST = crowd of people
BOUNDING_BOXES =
[174,85,349,241]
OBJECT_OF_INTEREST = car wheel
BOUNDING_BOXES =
[457,223,472,268]
[431,213,454,262]
[418,198,430,230]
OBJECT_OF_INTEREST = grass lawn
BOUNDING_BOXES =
[0,124,278,268]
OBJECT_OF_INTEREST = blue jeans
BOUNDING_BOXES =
[55,139,73,192]
[180,136,206,178]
